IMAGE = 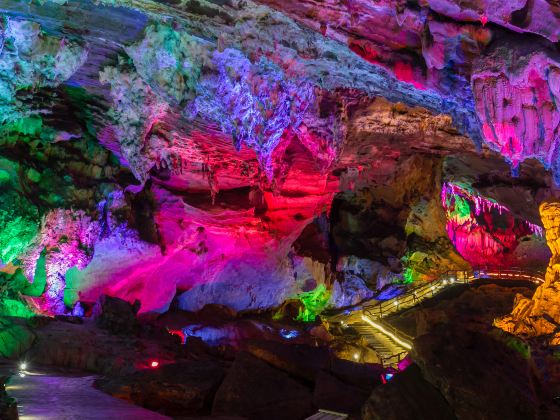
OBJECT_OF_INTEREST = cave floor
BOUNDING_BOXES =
[6,367,169,419]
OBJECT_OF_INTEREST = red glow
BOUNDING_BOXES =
[150,360,159,368]
[393,62,426,90]
[349,39,379,64]
[168,329,187,344]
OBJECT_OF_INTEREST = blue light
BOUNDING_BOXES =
[280,329,299,339]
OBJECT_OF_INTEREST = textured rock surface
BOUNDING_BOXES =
[211,352,313,420]
[0,0,554,318]
[496,201,560,341]
[362,364,455,420]
[382,283,560,419]
[96,360,226,417]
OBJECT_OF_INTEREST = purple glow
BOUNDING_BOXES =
[189,49,315,178]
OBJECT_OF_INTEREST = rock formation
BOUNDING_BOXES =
[0,0,554,319]
[496,200,560,342]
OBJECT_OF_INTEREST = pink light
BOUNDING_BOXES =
[393,62,426,90]
[150,360,159,368]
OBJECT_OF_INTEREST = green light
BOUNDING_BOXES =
[295,284,331,322]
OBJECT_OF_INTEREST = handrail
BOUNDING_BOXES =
[379,350,409,368]
[332,266,545,368]
[363,309,414,344]
[363,266,544,320]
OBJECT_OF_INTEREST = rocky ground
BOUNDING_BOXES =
[0,286,559,419]
[366,282,560,420]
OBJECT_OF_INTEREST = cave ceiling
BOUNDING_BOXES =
[0,0,559,314]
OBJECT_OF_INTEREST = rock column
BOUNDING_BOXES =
[495,200,560,343]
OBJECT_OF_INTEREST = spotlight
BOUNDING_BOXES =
[393,301,399,306]
[353,353,359,360]
[150,361,159,368]
[19,362,27,371]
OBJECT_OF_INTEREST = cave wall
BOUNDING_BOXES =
[0,0,556,315]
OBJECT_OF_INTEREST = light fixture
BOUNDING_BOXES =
[19,362,27,371]
[150,361,159,368]
[353,353,359,360]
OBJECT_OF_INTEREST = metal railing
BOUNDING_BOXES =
[379,351,409,368]
[355,266,545,367]
[364,266,544,320]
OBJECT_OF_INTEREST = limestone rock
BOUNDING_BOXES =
[94,295,141,335]
[244,340,329,382]
[212,352,313,420]
[496,201,560,340]
[96,360,226,417]
[0,318,35,358]
[313,370,369,416]
[362,364,455,420]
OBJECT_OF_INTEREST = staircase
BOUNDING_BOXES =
[329,267,545,368]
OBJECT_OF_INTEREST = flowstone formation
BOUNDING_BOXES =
[441,182,542,266]
[495,201,560,342]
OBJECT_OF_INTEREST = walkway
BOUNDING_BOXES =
[7,369,169,419]
[329,267,544,367]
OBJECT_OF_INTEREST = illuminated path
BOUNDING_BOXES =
[7,370,169,419]
[329,268,544,367]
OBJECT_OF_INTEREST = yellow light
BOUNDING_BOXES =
[361,315,412,350]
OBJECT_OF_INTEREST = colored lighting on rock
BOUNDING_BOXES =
[279,329,299,339]
[441,182,543,265]
[295,284,331,322]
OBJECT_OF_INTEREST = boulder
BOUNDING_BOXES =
[362,364,455,420]
[313,370,369,416]
[0,317,35,358]
[212,352,313,420]
[96,360,226,417]
[94,295,140,335]
[244,340,329,381]
[413,329,545,420]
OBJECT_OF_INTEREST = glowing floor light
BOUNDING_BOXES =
[19,362,27,371]
[150,361,159,368]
